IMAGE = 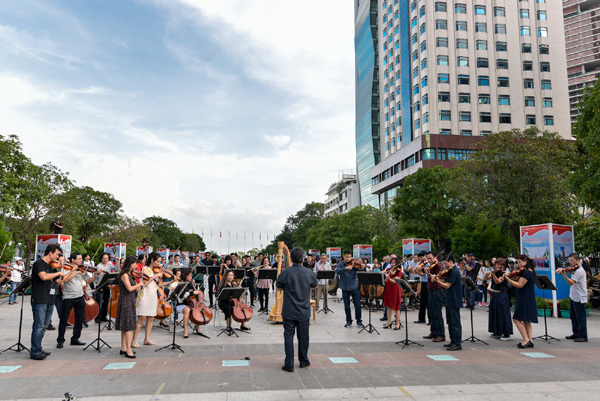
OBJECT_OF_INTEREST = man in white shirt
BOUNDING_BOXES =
[314,254,332,311]
[558,253,588,342]
[94,252,115,322]
[8,257,24,305]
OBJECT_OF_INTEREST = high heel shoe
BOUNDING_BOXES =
[394,323,402,330]
[383,323,392,329]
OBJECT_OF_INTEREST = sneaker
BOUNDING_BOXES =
[565,334,578,340]
[485,303,489,307]
[379,316,387,321]
[357,322,365,328]
[30,353,47,360]
[574,337,588,342]
[46,324,56,331]
[479,302,482,307]
[489,334,501,339]
[500,335,511,341]
[344,322,352,328]
[447,344,462,351]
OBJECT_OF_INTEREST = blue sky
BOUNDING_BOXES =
[0,0,356,253]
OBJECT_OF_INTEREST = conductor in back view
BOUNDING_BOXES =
[277,247,318,372]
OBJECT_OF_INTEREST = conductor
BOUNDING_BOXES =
[276,247,317,372]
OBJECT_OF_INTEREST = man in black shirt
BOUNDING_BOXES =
[276,247,317,372]
[30,244,64,360]
[432,255,462,351]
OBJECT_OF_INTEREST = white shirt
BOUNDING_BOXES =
[570,266,588,304]
[10,264,22,283]
[314,261,331,285]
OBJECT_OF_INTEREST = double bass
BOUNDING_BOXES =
[268,241,291,323]
[68,290,99,325]
[188,282,212,325]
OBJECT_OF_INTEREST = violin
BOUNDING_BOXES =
[437,265,453,280]
[50,261,63,269]
[558,263,579,274]
[508,268,524,278]
[347,258,364,269]
[153,265,174,279]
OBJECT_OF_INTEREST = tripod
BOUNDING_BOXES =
[316,269,335,314]
[216,287,246,337]
[257,268,277,316]
[462,276,488,345]
[85,274,115,352]
[394,278,423,348]
[156,283,188,353]
[533,276,560,342]
[357,272,384,335]
[4,277,31,353]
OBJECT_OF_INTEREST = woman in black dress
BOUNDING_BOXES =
[504,255,538,348]
[487,258,513,340]
[218,270,250,331]
[116,256,144,358]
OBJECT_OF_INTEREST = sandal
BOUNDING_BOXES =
[131,342,140,348]
[143,340,156,346]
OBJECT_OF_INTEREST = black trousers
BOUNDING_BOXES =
[57,296,85,343]
[418,282,431,323]
[283,318,310,368]
[258,288,269,310]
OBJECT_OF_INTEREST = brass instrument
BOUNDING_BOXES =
[268,241,291,323]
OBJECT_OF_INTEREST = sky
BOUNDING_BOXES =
[0,0,357,253]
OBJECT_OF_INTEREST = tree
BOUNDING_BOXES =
[183,233,206,252]
[142,216,185,249]
[574,216,600,256]
[448,216,517,260]
[0,134,30,214]
[452,128,579,242]
[0,222,16,262]
[391,166,462,252]
[285,202,324,249]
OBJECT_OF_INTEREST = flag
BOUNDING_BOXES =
[228,230,230,239]
[211,229,213,238]
[202,228,204,237]
[244,231,246,240]
[259,233,262,240]
[220,231,222,238]
[236,231,238,240]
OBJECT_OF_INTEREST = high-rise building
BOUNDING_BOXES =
[361,0,572,206]
[563,0,600,123]
[324,173,360,218]
[354,0,381,207]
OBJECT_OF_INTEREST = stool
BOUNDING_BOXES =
[310,300,316,321]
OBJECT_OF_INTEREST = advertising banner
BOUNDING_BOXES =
[402,239,431,255]
[308,249,320,259]
[136,246,153,256]
[35,234,72,262]
[157,248,170,260]
[104,243,126,262]
[326,247,341,262]
[353,244,373,263]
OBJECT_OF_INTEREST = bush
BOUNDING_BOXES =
[535,297,549,309]
[559,298,570,310]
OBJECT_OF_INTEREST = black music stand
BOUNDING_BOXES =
[316,270,336,314]
[216,287,246,337]
[461,276,488,345]
[156,283,189,353]
[394,278,424,348]
[4,277,32,353]
[257,269,277,315]
[100,273,118,331]
[357,272,384,334]
[533,275,559,342]
[208,266,221,310]
[85,274,116,352]
[193,265,207,287]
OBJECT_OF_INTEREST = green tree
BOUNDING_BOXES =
[0,134,30,214]
[142,216,185,249]
[0,223,16,262]
[452,128,579,242]
[574,216,600,256]
[448,216,517,260]
[571,79,600,212]
[183,233,206,252]
[286,202,324,249]
[390,166,462,252]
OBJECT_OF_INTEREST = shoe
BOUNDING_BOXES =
[479,302,482,307]
[41,350,51,356]
[159,322,169,328]
[447,345,462,351]
[56,342,64,349]
[124,353,136,359]
[414,320,426,324]
[8,302,14,305]
[345,322,352,328]
[379,317,387,321]
[101,318,110,322]
[30,353,47,360]
[517,343,527,349]
[240,326,250,331]
[432,337,446,342]
[565,334,578,340]
[443,343,453,347]
[120,350,136,355]
[427,322,431,326]
[83,322,88,328]
[423,334,434,339]
[70,340,86,346]
[383,323,392,329]
[357,322,365,328]
[490,334,501,339]
[574,337,588,342]
[299,362,311,368]
[46,324,56,331]
[282,366,294,372]
[526,341,534,348]
[485,303,489,307]
[394,324,402,330]
[183,335,189,339]
[500,335,511,341]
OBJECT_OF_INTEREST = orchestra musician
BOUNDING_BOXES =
[487,258,513,340]
[175,269,204,338]
[132,253,166,348]
[557,253,588,342]
[218,269,250,331]
[55,252,100,348]
[257,256,272,312]
[431,255,462,351]
[414,252,431,325]
[313,254,332,311]
[383,257,403,330]
[8,257,24,305]
[423,251,445,343]
[115,256,145,358]
[504,255,538,348]
[95,252,116,323]
[335,250,365,328]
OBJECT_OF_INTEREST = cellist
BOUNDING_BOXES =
[218,269,250,332]
[174,269,204,338]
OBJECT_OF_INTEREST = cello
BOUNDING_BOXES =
[268,241,291,323]
[155,286,172,320]
[68,290,100,325]
[188,282,213,325]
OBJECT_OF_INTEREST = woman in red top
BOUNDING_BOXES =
[383,257,403,330]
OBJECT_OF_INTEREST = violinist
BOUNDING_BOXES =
[413,252,431,325]
[132,253,166,348]
[557,253,587,342]
[257,256,273,312]
[133,254,146,284]
[207,254,220,307]
[218,269,250,331]
[242,255,257,307]
[50,253,66,331]
[95,252,116,323]
[8,257,24,305]
[115,256,145,358]
[30,244,64,360]
[504,255,538,348]
[423,251,445,343]
[487,258,513,340]
[334,250,365,328]
[431,255,462,351]
[313,254,331,312]
[383,257,403,330]
[175,269,204,338]
[0,260,11,287]
[55,252,100,348]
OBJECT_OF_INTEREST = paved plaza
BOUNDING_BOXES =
[0,290,598,400]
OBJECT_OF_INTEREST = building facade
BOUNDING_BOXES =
[324,173,360,218]
[563,0,600,123]
[364,0,572,206]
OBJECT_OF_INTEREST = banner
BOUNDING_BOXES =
[353,244,373,263]
[308,249,320,259]
[35,234,72,262]
[326,247,341,262]
[104,243,126,262]
[157,248,170,260]
[136,246,153,256]
[402,239,431,255]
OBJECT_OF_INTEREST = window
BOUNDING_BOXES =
[476,40,488,50]
[477,57,489,68]
[541,80,552,90]
[456,21,467,31]
[437,55,449,65]
[459,111,471,122]
[478,76,490,86]
[455,3,466,14]
[522,43,532,53]
[413,84,419,95]
[539,44,549,54]
[525,97,535,107]
[499,113,512,124]
[524,78,534,89]
[436,37,449,47]
[422,76,428,87]
[435,2,447,12]
[498,77,509,87]
[412,17,417,29]
[421,58,428,70]
[523,61,533,71]
[498,95,510,105]
[423,112,429,124]
[537,11,547,20]
[520,9,529,19]
[436,19,447,29]
[494,7,505,17]
[438,91,450,102]
[479,94,490,105]
[542,98,553,108]
[458,93,470,103]
[496,59,508,69]
[440,129,452,135]
[538,27,548,37]
[540,62,550,72]
[419,6,426,18]
[475,22,487,33]
[438,148,447,159]
[537,0,546,3]
[474,5,486,15]
[457,74,470,85]
[420,41,427,53]
[480,130,492,136]
[412,51,418,61]
[544,115,554,126]
[420,24,426,35]
[422,94,429,105]
[414,119,420,130]
[495,24,507,34]
[521,26,530,36]
[439,110,451,121]
[457,56,469,67]
[460,129,472,136]
[526,115,536,125]
[496,41,507,51]
[480,112,492,123]
[438,73,450,83]
[456,38,468,49]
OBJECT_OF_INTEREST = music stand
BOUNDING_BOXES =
[156,282,189,353]
[461,276,488,345]
[207,265,221,310]
[533,275,560,342]
[4,276,32,353]
[316,270,336,314]
[357,272,384,334]
[394,278,423,348]
[99,273,118,331]
[216,287,246,337]
[193,265,207,286]
[257,269,277,315]
[85,274,116,352]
